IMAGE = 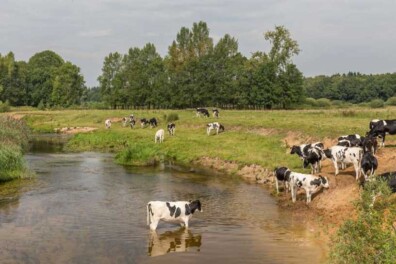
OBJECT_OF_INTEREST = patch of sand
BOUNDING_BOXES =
[54,127,98,134]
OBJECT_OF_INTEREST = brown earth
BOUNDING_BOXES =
[54,127,98,134]
[195,135,396,249]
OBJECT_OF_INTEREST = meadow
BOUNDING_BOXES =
[15,107,396,169]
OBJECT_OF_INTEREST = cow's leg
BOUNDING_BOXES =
[354,163,360,181]
[306,191,311,204]
[292,185,297,203]
[382,133,386,147]
[275,178,279,194]
[333,160,339,176]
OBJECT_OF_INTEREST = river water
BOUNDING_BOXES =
[0,137,326,263]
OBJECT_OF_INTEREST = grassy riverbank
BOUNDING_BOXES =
[14,107,396,168]
[0,116,30,181]
[7,107,396,262]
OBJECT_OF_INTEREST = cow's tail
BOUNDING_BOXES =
[147,203,151,226]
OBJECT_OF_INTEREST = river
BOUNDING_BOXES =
[0,136,326,263]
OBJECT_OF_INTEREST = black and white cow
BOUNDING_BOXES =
[149,118,158,128]
[290,142,324,159]
[167,123,176,136]
[196,108,210,118]
[324,146,363,180]
[377,172,396,193]
[212,108,219,118]
[360,151,378,181]
[105,119,111,129]
[206,122,224,135]
[140,118,149,128]
[274,167,292,194]
[147,200,202,230]
[368,119,396,147]
[289,172,329,204]
[290,142,325,170]
[361,135,378,154]
[337,134,362,147]
[303,147,326,174]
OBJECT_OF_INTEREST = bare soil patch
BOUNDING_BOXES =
[54,127,98,134]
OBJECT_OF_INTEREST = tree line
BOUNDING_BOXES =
[98,22,303,109]
[0,50,85,108]
[304,72,396,103]
[2,21,396,109]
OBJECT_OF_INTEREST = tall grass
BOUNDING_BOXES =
[0,116,30,181]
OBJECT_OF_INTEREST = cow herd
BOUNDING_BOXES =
[105,111,396,230]
[104,108,224,145]
[277,118,396,204]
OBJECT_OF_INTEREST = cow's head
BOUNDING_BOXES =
[319,175,330,188]
[290,146,299,154]
[189,200,202,213]
[323,149,332,159]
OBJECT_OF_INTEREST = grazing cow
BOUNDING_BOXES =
[212,108,219,118]
[324,146,363,180]
[167,123,176,136]
[206,122,225,135]
[303,147,326,174]
[360,151,378,181]
[140,118,149,128]
[289,172,329,204]
[155,129,165,143]
[105,119,111,129]
[147,200,202,230]
[149,118,158,128]
[361,135,378,154]
[377,172,396,193]
[196,108,210,118]
[337,134,362,147]
[274,167,292,194]
[290,142,324,159]
[148,228,202,257]
[122,117,129,127]
[290,142,325,170]
[368,119,396,147]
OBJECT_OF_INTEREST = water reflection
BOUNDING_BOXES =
[148,228,202,257]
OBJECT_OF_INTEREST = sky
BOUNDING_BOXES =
[2,0,396,87]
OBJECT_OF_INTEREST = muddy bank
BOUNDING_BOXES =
[193,138,396,248]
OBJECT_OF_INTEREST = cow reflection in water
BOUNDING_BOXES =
[148,228,202,257]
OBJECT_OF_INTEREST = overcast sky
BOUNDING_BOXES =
[2,0,396,87]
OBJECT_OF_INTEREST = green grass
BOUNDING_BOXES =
[329,179,396,263]
[14,106,396,169]
[0,116,30,182]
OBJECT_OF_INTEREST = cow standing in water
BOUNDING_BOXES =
[147,200,202,230]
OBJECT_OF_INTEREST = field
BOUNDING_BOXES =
[5,107,396,262]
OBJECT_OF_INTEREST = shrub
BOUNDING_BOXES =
[370,99,385,108]
[304,97,318,107]
[0,100,10,112]
[316,98,332,108]
[166,113,179,122]
[37,100,45,110]
[330,179,396,263]
[386,96,396,106]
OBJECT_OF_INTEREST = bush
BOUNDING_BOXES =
[37,100,45,110]
[304,97,318,107]
[0,100,10,112]
[330,179,396,263]
[386,96,396,106]
[165,113,179,122]
[370,99,385,108]
[316,98,332,108]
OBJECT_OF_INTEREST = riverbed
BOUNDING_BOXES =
[0,137,326,263]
